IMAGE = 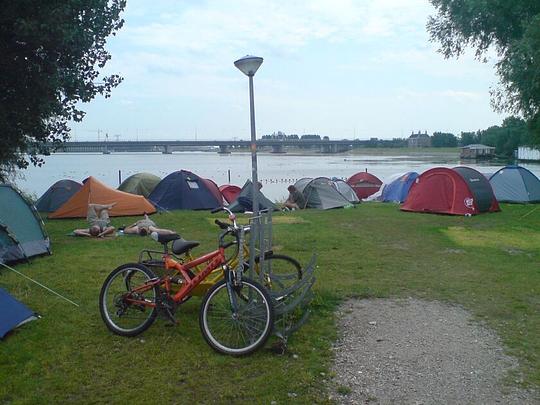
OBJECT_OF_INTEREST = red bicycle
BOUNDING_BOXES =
[99,208,275,355]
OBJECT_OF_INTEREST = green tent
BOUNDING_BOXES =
[118,173,161,198]
[0,184,50,263]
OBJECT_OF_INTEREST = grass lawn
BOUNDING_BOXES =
[1,203,539,403]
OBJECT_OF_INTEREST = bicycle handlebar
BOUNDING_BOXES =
[214,219,229,230]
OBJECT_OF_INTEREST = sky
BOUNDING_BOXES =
[70,0,505,142]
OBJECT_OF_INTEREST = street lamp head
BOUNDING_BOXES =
[234,55,263,76]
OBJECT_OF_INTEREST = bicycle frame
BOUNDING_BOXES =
[127,246,228,308]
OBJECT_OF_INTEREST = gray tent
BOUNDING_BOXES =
[228,180,277,212]
[294,177,352,209]
[331,179,359,203]
[489,165,540,203]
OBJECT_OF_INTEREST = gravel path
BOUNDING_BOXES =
[330,298,538,404]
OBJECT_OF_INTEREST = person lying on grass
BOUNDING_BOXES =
[73,203,116,237]
[123,213,176,236]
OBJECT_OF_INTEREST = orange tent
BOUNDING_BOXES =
[49,176,156,218]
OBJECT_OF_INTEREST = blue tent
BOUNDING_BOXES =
[381,172,419,203]
[0,288,37,338]
[148,170,222,210]
[489,165,540,203]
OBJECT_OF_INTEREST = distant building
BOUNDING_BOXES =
[517,146,540,161]
[408,131,431,147]
[460,144,495,159]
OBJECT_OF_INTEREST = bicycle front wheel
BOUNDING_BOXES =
[199,278,274,356]
[99,263,159,337]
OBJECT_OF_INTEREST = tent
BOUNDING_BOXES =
[401,167,500,215]
[331,179,359,203]
[35,179,82,212]
[489,166,540,203]
[148,170,222,210]
[228,180,277,212]
[219,184,242,204]
[202,178,223,205]
[381,172,419,203]
[346,171,382,199]
[0,288,38,338]
[294,177,352,209]
[117,173,161,198]
[49,176,156,218]
[0,184,50,263]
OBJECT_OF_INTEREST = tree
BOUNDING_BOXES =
[427,1,540,144]
[0,1,126,181]
[460,131,478,146]
[476,116,529,157]
[431,132,458,147]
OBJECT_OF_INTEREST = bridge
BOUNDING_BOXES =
[55,139,377,154]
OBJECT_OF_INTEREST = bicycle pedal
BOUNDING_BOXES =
[162,308,178,325]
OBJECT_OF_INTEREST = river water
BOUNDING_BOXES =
[14,151,540,202]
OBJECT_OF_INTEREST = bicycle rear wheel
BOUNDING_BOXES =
[199,278,274,356]
[258,254,302,294]
[99,263,159,337]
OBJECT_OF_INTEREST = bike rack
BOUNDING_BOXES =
[246,210,317,346]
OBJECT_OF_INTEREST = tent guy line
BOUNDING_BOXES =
[0,262,80,307]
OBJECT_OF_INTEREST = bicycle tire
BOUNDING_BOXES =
[256,254,302,293]
[99,263,159,337]
[199,278,274,356]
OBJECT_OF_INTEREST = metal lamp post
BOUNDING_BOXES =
[234,55,263,218]
[234,55,263,277]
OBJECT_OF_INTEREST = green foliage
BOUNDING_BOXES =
[460,131,477,146]
[428,1,540,142]
[477,117,530,157]
[0,0,126,181]
[431,132,458,147]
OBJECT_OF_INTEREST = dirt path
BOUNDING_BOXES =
[330,298,538,404]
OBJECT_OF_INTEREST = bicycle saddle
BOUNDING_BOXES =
[151,232,180,244]
[172,238,200,255]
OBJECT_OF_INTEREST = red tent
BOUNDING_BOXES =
[346,172,382,199]
[401,167,500,216]
[219,184,242,204]
[49,176,156,218]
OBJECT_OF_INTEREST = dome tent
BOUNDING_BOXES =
[227,180,276,213]
[118,173,161,198]
[0,288,38,339]
[35,179,82,212]
[0,184,50,263]
[219,184,242,204]
[330,179,359,203]
[346,171,382,200]
[401,167,500,216]
[148,170,222,210]
[489,165,540,203]
[294,177,352,209]
[49,176,156,218]
[381,171,419,203]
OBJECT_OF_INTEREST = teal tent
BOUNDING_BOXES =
[0,184,50,263]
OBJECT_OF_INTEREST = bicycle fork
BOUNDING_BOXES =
[223,266,241,316]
